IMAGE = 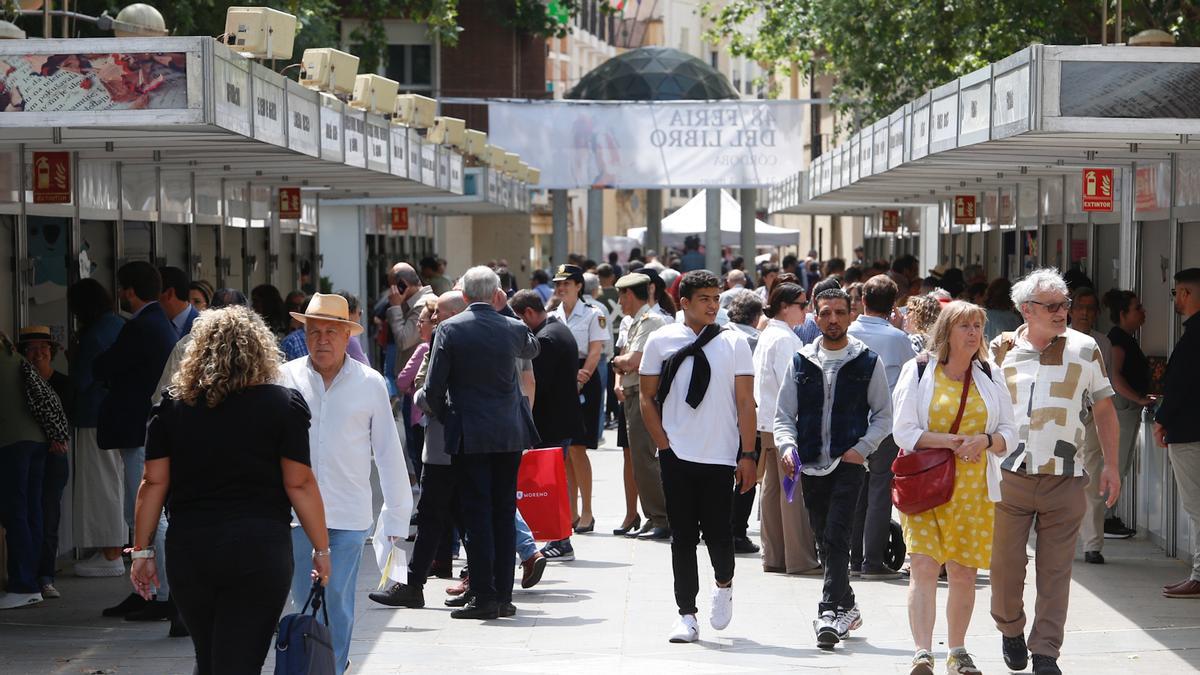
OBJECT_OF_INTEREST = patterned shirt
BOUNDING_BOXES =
[281,328,308,362]
[991,326,1114,477]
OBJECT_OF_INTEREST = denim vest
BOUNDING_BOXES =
[790,349,879,464]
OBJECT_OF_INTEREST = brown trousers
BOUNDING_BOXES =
[759,433,820,574]
[623,389,668,528]
[990,468,1088,659]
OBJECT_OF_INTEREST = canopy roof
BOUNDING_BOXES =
[566,46,738,101]
[628,189,799,247]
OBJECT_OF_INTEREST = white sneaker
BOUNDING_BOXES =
[709,585,733,630]
[834,605,863,637]
[40,583,60,599]
[0,592,43,610]
[814,610,839,648]
[74,552,125,577]
[668,614,700,643]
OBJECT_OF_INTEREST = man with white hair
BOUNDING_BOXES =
[424,266,540,619]
[279,293,412,674]
[988,269,1120,675]
[719,270,748,309]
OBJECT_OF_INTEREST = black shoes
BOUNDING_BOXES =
[1002,634,1029,671]
[733,537,760,554]
[1084,550,1105,564]
[638,527,671,540]
[450,599,499,620]
[445,591,474,608]
[369,582,426,608]
[574,518,596,534]
[499,602,517,618]
[613,516,642,536]
[103,593,147,617]
[125,599,172,622]
[1103,517,1135,539]
[1032,654,1062,674]
[625,521,653,538]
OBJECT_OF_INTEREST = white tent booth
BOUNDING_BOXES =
[628,189,800,249]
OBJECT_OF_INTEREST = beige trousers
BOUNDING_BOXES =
[759,433,820,574]
[1168,442,1200,581]
[623,389,668,529]
[1077,413,1107,553]
[990,469,1088,659]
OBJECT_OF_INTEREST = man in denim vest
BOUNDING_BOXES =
[774,287,893,649]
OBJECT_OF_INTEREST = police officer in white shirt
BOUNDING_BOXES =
[279,294,412,675]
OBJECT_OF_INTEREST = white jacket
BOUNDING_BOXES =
[891,357,1019,502]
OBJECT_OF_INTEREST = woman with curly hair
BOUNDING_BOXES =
[130,306,331,675]
[905,294,943,353]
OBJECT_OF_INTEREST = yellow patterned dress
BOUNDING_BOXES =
[901,366,994,569]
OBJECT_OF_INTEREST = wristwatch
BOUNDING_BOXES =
[738,452,756,461]
[129,547,155,560]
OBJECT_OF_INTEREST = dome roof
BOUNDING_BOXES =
[566,46,739,101]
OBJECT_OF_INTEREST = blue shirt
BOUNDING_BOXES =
[72,312,125,427]
[794,315,821,345]
[680,250,706,272]
[281,328,309,361]
[535,283,554,303]
[171,304,199,337]
[846,314,916,390]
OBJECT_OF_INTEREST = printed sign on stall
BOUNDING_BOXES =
[278,187,301,219]
[391,206,408,231]
[33,151,71,203]
[881,209,900,233]
[953,195,976,225]
[1082,168,1114,212]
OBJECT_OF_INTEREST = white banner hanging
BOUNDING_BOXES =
[487,100,805,189]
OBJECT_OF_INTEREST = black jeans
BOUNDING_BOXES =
[452,451,522,605]
[850,435,899,571]
[408,463,457,588]
[167,518,293,675]
[39,451,69,583]
[802,461,866,614]
[659,449,735,616]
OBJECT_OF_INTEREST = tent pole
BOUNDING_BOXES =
[705,188,721,273]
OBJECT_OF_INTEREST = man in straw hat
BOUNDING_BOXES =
[279,293,412,675]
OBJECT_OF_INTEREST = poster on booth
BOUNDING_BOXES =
[487,100,806,189]
[1082,168,1114,212]
[0,52,188,112]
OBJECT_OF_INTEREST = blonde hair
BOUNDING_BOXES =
[170,306,282,408]
[928,300,990,364]
[905,294,942,335]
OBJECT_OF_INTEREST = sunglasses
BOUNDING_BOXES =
[1028,299,1072,313]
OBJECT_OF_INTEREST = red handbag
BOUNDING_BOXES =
[890,363,972,515]
[516,447,573,542]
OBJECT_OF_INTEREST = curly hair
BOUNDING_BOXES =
[170,306,282,408]
[905,294,943,336]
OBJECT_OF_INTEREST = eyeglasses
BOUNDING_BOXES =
[1028,299,1072,313]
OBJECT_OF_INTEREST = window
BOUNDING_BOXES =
[709,51,718,69]
[386,44,433,93]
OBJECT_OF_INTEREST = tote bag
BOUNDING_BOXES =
[516,447,572,542]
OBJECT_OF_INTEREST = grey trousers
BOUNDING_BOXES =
[850,434,900,571]
[1078,413,1107,553]
[1109,396,1142,518]
[623,388,668,529]
[1168,442,1200,581]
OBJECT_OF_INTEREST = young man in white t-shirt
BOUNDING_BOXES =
[639,270,757,644]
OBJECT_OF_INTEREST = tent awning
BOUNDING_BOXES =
[628,189,799,247]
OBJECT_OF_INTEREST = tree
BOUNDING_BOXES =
[704,0,1200,129]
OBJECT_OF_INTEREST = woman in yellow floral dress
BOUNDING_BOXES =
[892,301,1018,675]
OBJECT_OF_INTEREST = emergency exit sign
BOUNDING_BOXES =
[1082,168,1114,212]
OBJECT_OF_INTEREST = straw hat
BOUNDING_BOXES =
[289,293,364,336]
[17,325,56,347]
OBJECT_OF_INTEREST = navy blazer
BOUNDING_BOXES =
[531,317,586,446]
[94,302,180,449]
[425,303,540,454]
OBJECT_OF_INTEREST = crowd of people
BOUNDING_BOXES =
[1,247,1198,675]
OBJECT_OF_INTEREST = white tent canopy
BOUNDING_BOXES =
[627,189,799,249]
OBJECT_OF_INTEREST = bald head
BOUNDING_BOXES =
[726,269,747,288]
[392,262,421,288]
[436,291,468,321]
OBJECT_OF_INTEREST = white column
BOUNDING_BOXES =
[586,188,603,263]
[705,188,722,273]
[740,188,756,284]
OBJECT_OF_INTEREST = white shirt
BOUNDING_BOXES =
[640,323,754,466]
[550,299,610,358]
[652,305,675,323]
[279,356,413,536]
[753,319,803,433]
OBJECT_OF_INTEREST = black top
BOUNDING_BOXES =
[531,317,586,445]
[1157,311,1200,443]
[48,371,72,424]
[1108,326,1150,397]
[145,384,311,528]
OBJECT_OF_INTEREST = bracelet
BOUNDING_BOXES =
[129,548,155,560]
[985,432,994,448]
[314,548,332,558]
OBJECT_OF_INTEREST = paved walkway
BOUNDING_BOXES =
[3,431,1198,673]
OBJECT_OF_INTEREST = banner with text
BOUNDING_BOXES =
[487,100,805,189]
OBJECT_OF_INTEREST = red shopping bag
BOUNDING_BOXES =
[516,447,572,542]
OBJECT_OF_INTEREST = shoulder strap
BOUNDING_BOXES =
[915,352,930,380]
[978,359,992,379]
[948,366,974,435]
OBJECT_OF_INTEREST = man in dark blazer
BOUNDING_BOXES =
[510,290,586,450]
[424,266,540,620]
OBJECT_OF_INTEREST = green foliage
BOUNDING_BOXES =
[703,0,1200,129]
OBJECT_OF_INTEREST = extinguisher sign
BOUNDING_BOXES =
[391,207,409,231]
[32,151,71,204]
[1082,168,1114,212]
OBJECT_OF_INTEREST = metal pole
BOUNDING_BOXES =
[551,189,568,266]
[586,188,603,263]
[740,188,757,285]
[16,144,29,327]
[1102,0,1108,46]
[704,188,722,273]
[1119,165,1136,290]
[645,189,662,256]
